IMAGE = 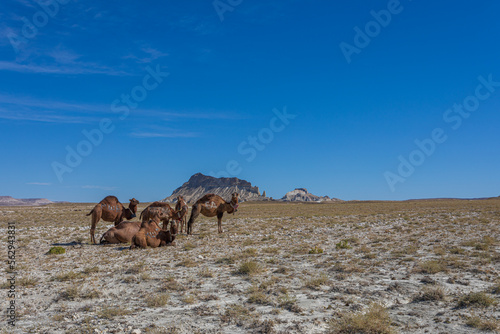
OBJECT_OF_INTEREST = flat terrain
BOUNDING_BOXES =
[1,199,499,333]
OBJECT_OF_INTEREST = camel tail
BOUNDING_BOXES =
[86,208,94,216]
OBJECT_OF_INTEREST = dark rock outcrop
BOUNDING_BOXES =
[162,173,265,203]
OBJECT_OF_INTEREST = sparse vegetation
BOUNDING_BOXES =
[97,306,131,319]
[412,286,446,302]
[236,260,264,276]
[466,315,499,331]
[146,293,170,307]
[458,292,497,308]
[47,246,65,254]
[2,199,500,332]
[417,260,446,274]
[309,246,324,254]
[336,240,351,249]
[329,303,395,334]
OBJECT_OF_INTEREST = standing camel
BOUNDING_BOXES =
[86,196,139,244]
[187,193,239,235]
[174,195,189,233]
[139,202,177,232]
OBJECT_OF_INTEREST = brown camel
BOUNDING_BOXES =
[99,220,141,244]
[187,193,239,235]
[174,195,189,233]
[140,202,179,234]
[86,196,139,244]
[130,219,176,249]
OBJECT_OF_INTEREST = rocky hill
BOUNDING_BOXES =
[0,196,53,206]
[162,173,265,203]
[281,188,341,202]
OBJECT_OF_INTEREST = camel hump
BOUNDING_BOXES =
[197,193,219,202]
[100,195,121,205]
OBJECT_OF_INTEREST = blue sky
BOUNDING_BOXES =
[1,0,499,202]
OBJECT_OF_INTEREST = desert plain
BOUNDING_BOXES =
[1,199,499,333]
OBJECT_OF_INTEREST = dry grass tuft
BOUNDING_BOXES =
[466,315,499,331]
[457,292,497,308]
[417,260,446,274]
[236,260,264,276]
[412,286,446,302]
[97,306,131,319]
[146,293,170,307]
[329,303,395,334]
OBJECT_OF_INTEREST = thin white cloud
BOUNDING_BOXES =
[0,60,130,76]
[123,45,169,64]
[0,94,109,123]
[0,108,91,123]
[0,94,107,113]
[26,182,52,186]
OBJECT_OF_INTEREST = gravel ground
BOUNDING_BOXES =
[1,200,499,333]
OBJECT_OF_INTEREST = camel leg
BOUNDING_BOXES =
[90,206,102,244]
[187,204,201,235]
[217,212,224,233]
[180,216,186,233]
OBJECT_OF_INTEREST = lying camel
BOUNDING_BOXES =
[140,202,178,233]
[87,196,139,244]
[130,219,176,249]
[99,207,170,244]
[99,220,141,244]
[174,195,189,233]
[187,193,239,235]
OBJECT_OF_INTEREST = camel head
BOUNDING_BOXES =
[229,192,239,213]
[128,198,140,216]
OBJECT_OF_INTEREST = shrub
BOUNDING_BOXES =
[97,306,130,319]
[247,292,271,305]
[466,315,499,331]
[278,294,302,313]
[52,271,84,282]
[59,286,80,300]
[329,303,395,334]
[458,292,497,308]
[309,246,324,254]
[305,274,329,290]
[47,246,65,255]
[146,293,170,307]
[236,261,263,276]
[418,260,446,274]
[412,286,445,302]
[336,240,351,250]
[183,242,196,251]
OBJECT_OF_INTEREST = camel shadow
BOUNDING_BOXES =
[51,241,85,247]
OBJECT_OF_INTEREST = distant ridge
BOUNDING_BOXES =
[0,196,53,206]
[161,173,266,203]
[281,188,342,202]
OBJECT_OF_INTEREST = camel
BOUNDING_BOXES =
[99,220,141,244]
[130,219,176,249]
[86,196,139,244]
[187,193,239,235]
[140,202,179,234]
[174,196,189,233]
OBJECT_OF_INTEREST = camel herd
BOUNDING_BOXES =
[87,193,240,249]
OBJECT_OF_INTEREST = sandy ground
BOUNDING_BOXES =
[1,200,499,333]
